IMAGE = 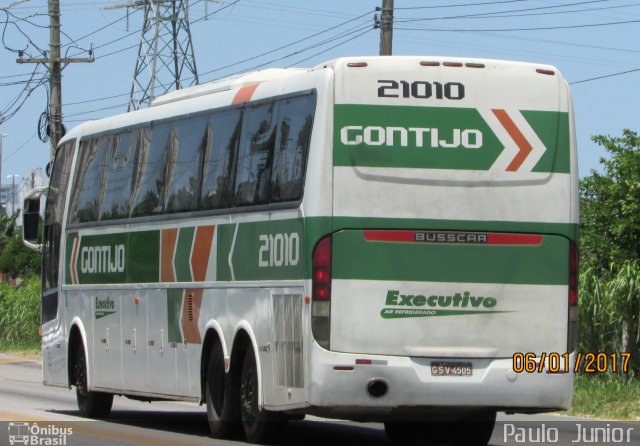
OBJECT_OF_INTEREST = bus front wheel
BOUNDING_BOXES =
[73,343,113,418]
[239,347,286,443]
[205,341,241,438]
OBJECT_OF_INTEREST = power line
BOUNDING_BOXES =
[464,2,640,19]
[197,9,374,79]
[1,132,37,163]
[396,18,640,32]
[396,0,612,22]
[571,67,640,84]
[191,0,242,24]
[63,10,373,110]
[394,0,528,10]
[285,27,373,67]
[62,12,376,118]
[61,12,132,48]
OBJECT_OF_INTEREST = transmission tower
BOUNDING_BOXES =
[118,0,199,111]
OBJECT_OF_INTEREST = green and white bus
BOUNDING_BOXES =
[24,56,578,445]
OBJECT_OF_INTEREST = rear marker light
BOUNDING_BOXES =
[334,366,354,371]
[420,61,441,66]
[466,63,485,68]
[443,62,463,67]
[356,358,388,366]
[536,68,555,76]
[347,62,368,68]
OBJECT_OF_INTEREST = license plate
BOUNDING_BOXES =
[431,361,473,377]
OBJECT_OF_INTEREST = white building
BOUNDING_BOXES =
[1,168,48,220]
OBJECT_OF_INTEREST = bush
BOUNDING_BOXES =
[0,277,41,345]
[579,262,640,374]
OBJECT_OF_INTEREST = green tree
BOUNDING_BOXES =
[579,129,640,365]
[580,130,640,274]
[0,214,41,278]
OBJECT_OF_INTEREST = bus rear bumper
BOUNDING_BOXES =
[307,345,574,415]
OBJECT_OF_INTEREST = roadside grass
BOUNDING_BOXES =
[567,373,640,421]
[0,339,40,356]
[0,277,41,355]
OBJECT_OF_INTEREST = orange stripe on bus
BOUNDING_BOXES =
[161,228,178,282]
[191,225,215,282]
[182,289,203,344]
[232,83,260,104]
[492,109,533,172]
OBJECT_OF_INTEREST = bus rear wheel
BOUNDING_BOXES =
[384,411,496,446]
[205,341,241,438]
[74,343,113,418]
[239,347,286,443]
[450,411,496,446]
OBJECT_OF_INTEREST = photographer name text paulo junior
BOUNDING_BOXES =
[503,423,635,444]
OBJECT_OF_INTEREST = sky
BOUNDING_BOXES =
[1,0,639,188]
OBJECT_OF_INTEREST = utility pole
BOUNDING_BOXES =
[379,0,394,56]
[0,133,7,187]
[7,174,19,216]
[17,0,94,158]
[48,0,63,157]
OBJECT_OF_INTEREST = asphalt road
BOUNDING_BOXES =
[0,353,638,446]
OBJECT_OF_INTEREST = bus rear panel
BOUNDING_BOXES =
[308,56,577,417]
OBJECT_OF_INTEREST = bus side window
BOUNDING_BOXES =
[234,102,278,206]
[165,116,208,213]
[201,109,242,210]
[101,131,134,220]
[42,141,75,323]
[130,123,172,217]
[68,136,109,223]
[271,94,316,203]
[129,127,151,217]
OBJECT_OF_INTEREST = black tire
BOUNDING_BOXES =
[206,341,242,438]
[384,421,422,444]
[74,343,113,418]
[239,347,287,444]
[384,411,496,446]
[451,411,496,446]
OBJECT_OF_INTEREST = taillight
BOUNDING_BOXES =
[569,241,578,306]
[568,241,579,352]
[312,236,331,349]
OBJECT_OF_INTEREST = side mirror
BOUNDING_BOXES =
[22,186,47,252]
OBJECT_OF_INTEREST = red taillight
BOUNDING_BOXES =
[569,241,578,306]
[312,236,332,349]
[312,236,332,301]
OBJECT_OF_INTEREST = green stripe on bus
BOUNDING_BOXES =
[175,227,195,282]
[523,110,570,174]
[129,231,160,283]
[167,289,183,343]
[332,230,569,285]
[333,104,570,173]
[334,105,502,170]
[64,217,577,284]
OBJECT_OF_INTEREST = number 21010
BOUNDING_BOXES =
[258,233,300,268]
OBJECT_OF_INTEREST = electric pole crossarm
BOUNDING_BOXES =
[17,57,95,64]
